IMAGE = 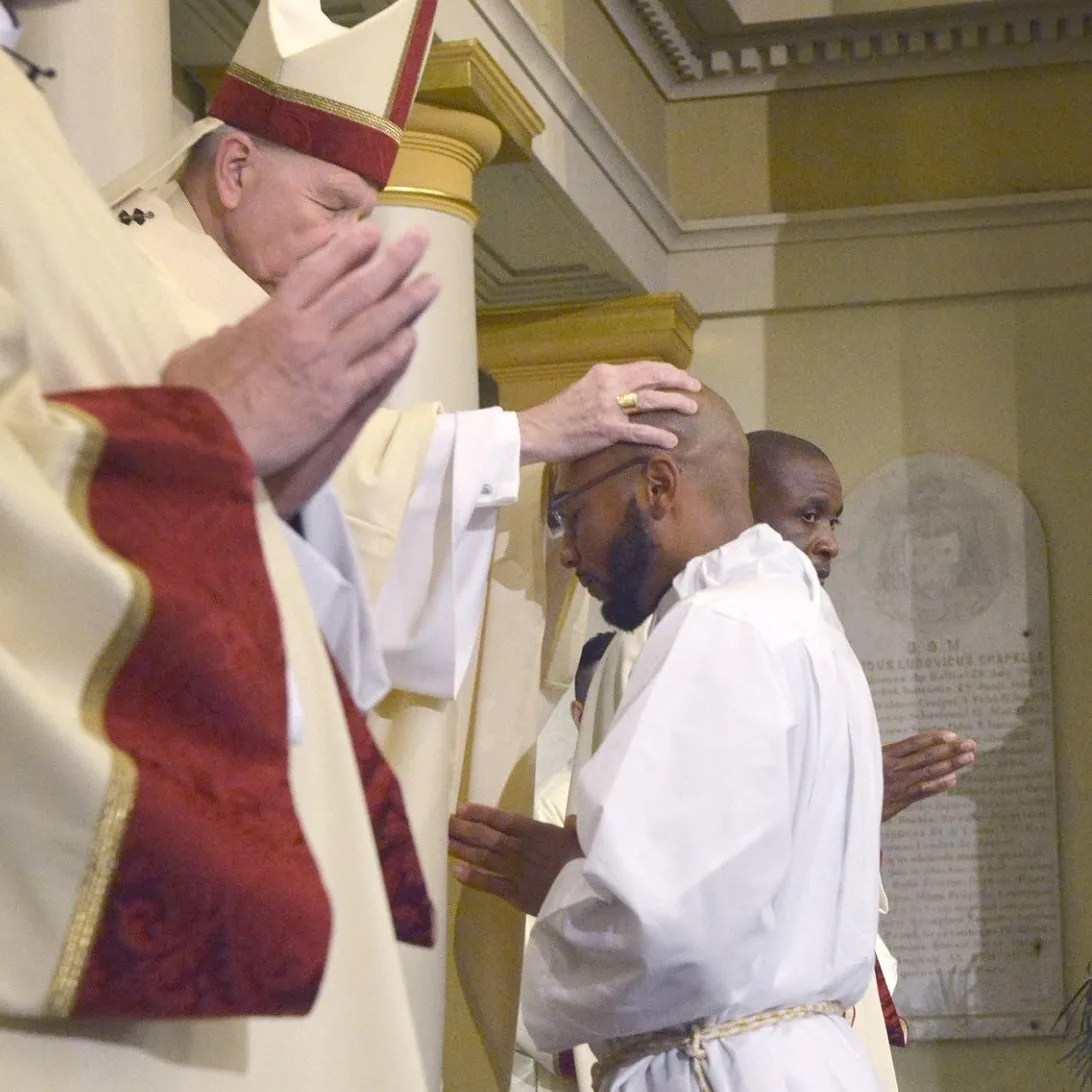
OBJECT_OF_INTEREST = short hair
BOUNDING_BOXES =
[747,430,832,491]
[574,631,614,704]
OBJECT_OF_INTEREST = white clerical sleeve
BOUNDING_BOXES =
[281,484,391,717]
[523,600,796,1052]
[376,407,520,699]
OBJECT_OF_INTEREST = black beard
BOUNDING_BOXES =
[600,499,658,632]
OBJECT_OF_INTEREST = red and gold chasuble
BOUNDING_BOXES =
[41,386,431,1019]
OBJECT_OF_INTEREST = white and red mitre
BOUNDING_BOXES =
[209,0,437,190]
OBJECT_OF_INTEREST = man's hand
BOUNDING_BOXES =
[449,803,582,917]
[164,221,438,495]
[882,731,976,822]
[517,361,702,465]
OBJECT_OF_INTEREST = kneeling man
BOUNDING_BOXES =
[521,391,883,1091]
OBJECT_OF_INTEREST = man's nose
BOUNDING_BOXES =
[558,536,579,570]
[812,524,840,559]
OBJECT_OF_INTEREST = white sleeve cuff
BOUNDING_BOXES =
[464,407,520,508]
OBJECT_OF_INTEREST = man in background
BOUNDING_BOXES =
[511,632,615,1092]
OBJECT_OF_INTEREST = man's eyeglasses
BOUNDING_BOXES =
[546,457,648,540]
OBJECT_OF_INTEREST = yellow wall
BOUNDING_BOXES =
[767,65,1092,213]
[562,1,669,194]
[514,3,1092,219]
[751,291,1092,1092]
[514,0,670,195]
[668,64,1092,219]
[669,97,772,217]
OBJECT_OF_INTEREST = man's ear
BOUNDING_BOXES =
[213,131,260,211]
[645,454,681,519]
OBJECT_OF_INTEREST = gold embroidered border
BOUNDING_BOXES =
[46,753,137,1017]
[227,63,404,143]
[44,406,150,1016]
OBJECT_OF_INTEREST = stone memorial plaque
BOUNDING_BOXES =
[827,454,1064,1040]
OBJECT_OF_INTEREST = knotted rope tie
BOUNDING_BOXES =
[591,1001,844,1091]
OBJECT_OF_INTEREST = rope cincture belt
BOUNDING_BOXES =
[591,1000,844,1092]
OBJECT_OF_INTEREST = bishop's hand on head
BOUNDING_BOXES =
[516,361,702,465]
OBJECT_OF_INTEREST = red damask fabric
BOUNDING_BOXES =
[874,958,908,1048]
[210,75,400,191]
[55,387,333,1019]
[330,662,434,948]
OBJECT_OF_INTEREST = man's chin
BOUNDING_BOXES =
[601,597,651,633]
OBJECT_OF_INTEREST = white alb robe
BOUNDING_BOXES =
[523,526,884,1091]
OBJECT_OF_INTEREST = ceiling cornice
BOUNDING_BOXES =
[598,0,1092,97]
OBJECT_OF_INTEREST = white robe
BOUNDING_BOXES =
[523,526,884,1091]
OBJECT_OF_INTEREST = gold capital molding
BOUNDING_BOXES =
[478,293,700,410]
[380,185,481,227]
[417,40,544,164]
[381,105,503,226]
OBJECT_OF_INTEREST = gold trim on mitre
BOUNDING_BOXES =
[44,405,150,1017]
[226,61,404,143]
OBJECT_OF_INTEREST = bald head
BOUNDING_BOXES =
[747,429,843,583]
[625,386,751,513]
[552,387,754,629]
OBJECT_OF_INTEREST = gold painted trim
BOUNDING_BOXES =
[401,127,487,175]
[380,185,480,226]
[478,292,700,373]
[417,40,544,164]
[226,63,404,143]
[44,405,151,1015]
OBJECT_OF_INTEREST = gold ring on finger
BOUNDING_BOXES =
[616,391,639,414]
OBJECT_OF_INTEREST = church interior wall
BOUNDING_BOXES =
[513,0,670,196]
[668,63,1092,220]
[668,96,773,218]
[739,287,1092,1092]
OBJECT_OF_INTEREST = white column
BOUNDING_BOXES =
[359,103,501,1091]
[373,204,482,412]
[372,104,502,414]
[19,0,172,187]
